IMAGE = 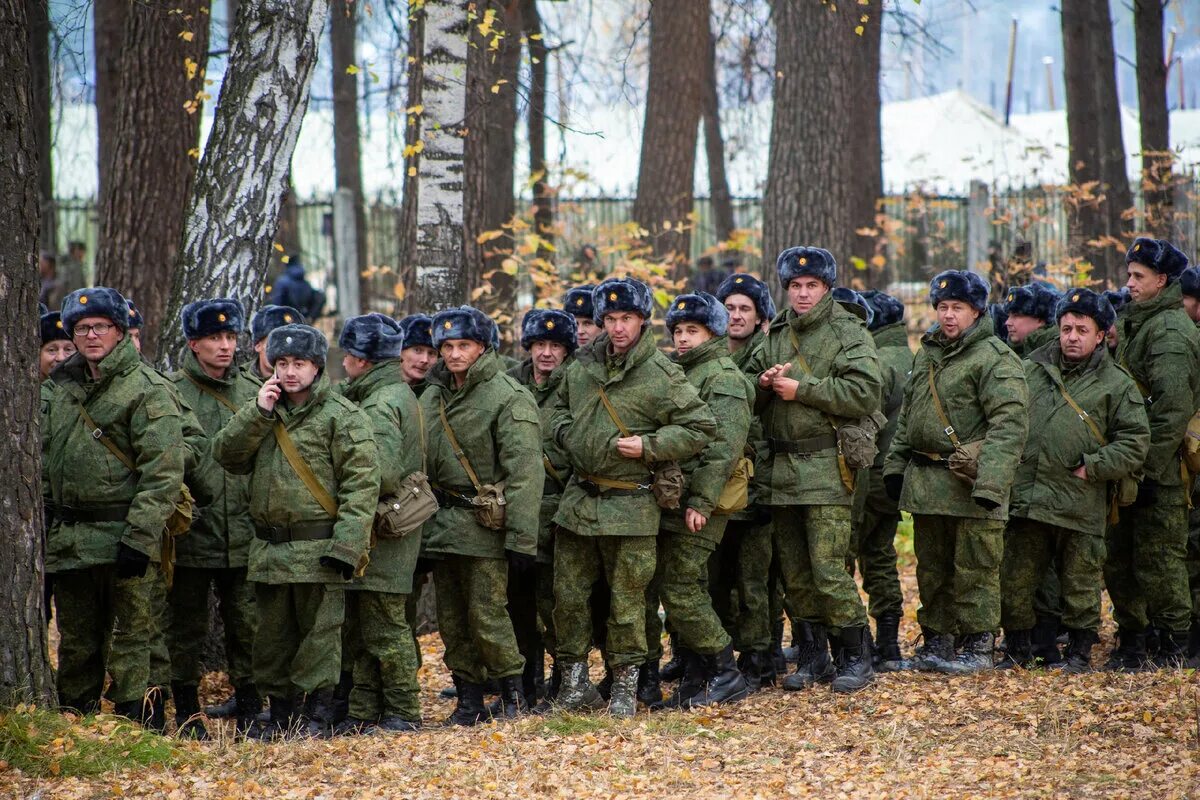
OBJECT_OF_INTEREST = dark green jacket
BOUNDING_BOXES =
[1115,281,1200,491]
[420,351,543,558]
[43,337,186,570]
[551,328,716,538]
[337,360,424,594]
[1008,323,1058,359]
[509,357,573,562]
[1010,343,1149,535]
[212,375,379,584]
[728,331,769,520]
[169,354,258,569]
[745,292,883,506]
[853,322,914,522]
[885,315,1028,519]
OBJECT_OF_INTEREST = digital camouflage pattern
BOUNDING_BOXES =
[434,555,524,683]
[1002,518,1106,632]
[913,515,1006,634]
[1007,322,1058,359]
[345,590,421,721]
[253,582,346,697]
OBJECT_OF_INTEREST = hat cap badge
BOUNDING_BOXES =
[609,292,617,301]
[939,280,947,288]
[575,298,584,306]
[283,314,292,323]
[79,295,88,304]
[798,257,808,266]
[285,336,294,344]
[677,302,685,310]
[218,313,226,322]
[545,320,555,330]
[1072,293,1080,302]
[443,320,452,329]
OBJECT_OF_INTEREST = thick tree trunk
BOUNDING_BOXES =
[394,3,424,316]
[1061,0,1132,285]
[26,0,53,254]
[94,0,127,213]
[1134,0,1172,239]
[331,0,369,306]
[158,0,331,369]
[701,22,734,247]
[95,0,211,355]
[0,0,56,709]
[632,0,706,277]
[764,0,869,283]
[850,7,883,283]
[525,0,553,262]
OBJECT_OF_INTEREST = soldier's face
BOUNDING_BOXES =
[787,277,828,315]
[1059,312,1104,361]
[723,294,761,341]
[39,340,76,380]
[401,344,437,384]
[71,315,125,363]
[274,356,319,394]
[574,317,600,347]
[672,321,713,354]
[254,338,271,376]
[602,312,644,354]
[1183,296,1200,323]
[1126,263,1167,302]
[342,354,372,379]
[935,300,980,340]
[440,339,486,377]
[189,331,238,374]
[129,328,142,353]
[530,339,567,379]
[1005,314,1043,345]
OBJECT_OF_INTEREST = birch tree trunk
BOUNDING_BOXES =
[0,0,56,709]
[159,0,331,369]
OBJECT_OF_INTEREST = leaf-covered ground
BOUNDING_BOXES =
[8,555,1200,799]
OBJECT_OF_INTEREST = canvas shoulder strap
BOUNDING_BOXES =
[76,400,136,472]
[788,328,841,435]
[415,402,427,473]
[183,371,239,413]
[1056,381,1107,446]
[438,399,484,493]
[272,421,338,517]
[596,384,633,438]
[926,362,963,449]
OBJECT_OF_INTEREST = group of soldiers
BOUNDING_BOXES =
[35,234,1200,740]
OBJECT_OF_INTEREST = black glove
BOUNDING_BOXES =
[115,542,150,579]
[1132,479,1158,509]
[883,474,904,502]
[320,555,356,580]
[506,549,537,576]
[973,496,1001,512]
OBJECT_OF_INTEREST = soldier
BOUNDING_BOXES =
[39,308,76,381]
[334,314,425,733]
[550,278,715,717]
[564,286,601,349]
[851,290,913,671]
[166,299,261,738]
[397,314,437,397]
[243,305,307,384]
[1003,283,1060,357]
[1105,238,1200,669]
[1103,288,1131,354]
[43,287,186,725]
[648,292,754,708]
[212,323,379,739]
[999,289,1149,672]
[1181,268,1200,664]
[747,247,881,693]
[884,270,1028,674]
[507,308,578,708]
[420,306,543,724]
[126,301,144,353]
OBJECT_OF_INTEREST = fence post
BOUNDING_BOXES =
[333,187,361,321]
[966,179,990,276]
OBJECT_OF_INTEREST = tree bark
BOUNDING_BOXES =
[764,0,871,285]
[701,20,734,247]
[331,0,369,306]
[850,6,883,284]
[158,0,332,370]
[394,2,424,316]
[1061,0,1133,285]
[0,0,56,709]
[95,0,211,355]
[1133,0,1172,239]
[524,0,553,261]
[632,0,706,277]
[26,0,53,254]
[94,0,128,214]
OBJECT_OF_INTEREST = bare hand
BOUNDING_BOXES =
[685,508,707,533]
[616,436,644,459]
[772,372,800,401]
[1071,464,1087,480]
[258,373,282,413]
[758,364,786,388]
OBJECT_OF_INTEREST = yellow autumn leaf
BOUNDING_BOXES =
[408,166,417,177]
[855,25,864,35]
[476,229,505,244]
[183,57,198,79]
[392,282,407,301]
[653,288,671,308]
[273,242,285,252]
[179,30,194,42]
[406,104,424,115]
[345,64,360,75]
[501,258,519,275]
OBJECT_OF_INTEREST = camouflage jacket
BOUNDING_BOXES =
[1008,323,1058,359]
[885,315,1028,520]
[853,322,914,521]
[211,374,379,584]
[551,328,716,538]
[509,357,573,563]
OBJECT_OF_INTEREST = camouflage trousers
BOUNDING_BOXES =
[167,566,256,687]
[849,506,904,620]
[913,514,1005,635]
[344,590,421,721]
[772,505,868,629]
[253,582,345,697]
[645,524,730,658]
[1000,518,1105,632]
[405,569,430,670]
[54,566,156,705]
[708,518,773,652]
[147,569,171,691]
[554,529,656,668]
[434,555,524,684]
[1105,499,1191,634]
[1188,497,1200,628]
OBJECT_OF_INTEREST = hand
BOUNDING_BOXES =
[257,372,282,414]
[883,474,904,502]
[1131,479,1158,509]
[1071,464,1088,480]
[685,508,708,533]
[771,375,800,401]
[758,364,786,388]
[616,435,644,459]
[974,496,1001,512]
[319,555,355,580]
[506,549,536,576]
[115,542,150,579]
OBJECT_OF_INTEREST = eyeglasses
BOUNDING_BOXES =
[73,323,114,337]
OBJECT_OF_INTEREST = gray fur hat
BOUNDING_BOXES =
[61,287,130,334]
[665,292,729,336]
[182,298,245,340]
[398,314,434,350]
[929,270,989,312]
[715,273,775,322]
[777,246,837,288]
[251,305,306,343]
[1056,287,1117,331]
[339,313,404,361]
[1003,283,1060,323]
[1127,237,1189,282]
[860,289,904,331]
[592,277,653,322]
[266,323,328,368]
[563,285,597,320]
[432,306,494,348]
[521,309,578,353]
[832,287,873,326]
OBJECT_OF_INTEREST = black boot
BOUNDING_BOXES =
[781,624,835,690]
[660,636,686,682]
[61,696,101,716]
[329,670,353,726]
[757,648,778,687]
[637,661,662,707]
[782,619,811,665]
[912,628,955,672]
[770,617,787,673]
[1030,616,1063,666]
[1103,629,1151,673]
[687,644,749,707]
[1153,629,1188,669]
[938,632,995,675]
[112,699,145,725]
[300,688,338,738]
[498,675,528,718]
[662,649,705,708]
[233,684,262,733]
[171,683,208,740]
[446,678,488,726]
[874,612,906,671]
[1055,628,1097,674]
[737,651,762,693]
[142,688,167,733]
[996,629,1033,670]
[243,695,295,741]
[832,626,875,693]
[204,695,238,719]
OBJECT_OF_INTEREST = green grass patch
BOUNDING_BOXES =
[894,513,915,561]
[642,714,736,740]
[531,712,617,736]
[0,704,187,778]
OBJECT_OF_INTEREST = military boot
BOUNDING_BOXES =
[637,661,662,707]
[832,626,875,694]
[498,675,529,718]
[608,664,639,718]
[911,628,955,672]
[782,623,835,690]
[757,648,779,687]
[937,632,995,675]
[332,716,375,736]
[111,699,144,726]
[171,682,209,740]
[1030,616,1063,667]
[329,670,353,725]
[874,612,907,672]
[660,636,686,682]
[771,617,787,673]
[243,695,295,741]
[556,661,604,711]
[374,715,420,733]
[1152,629,1188,669]
[995,629,1033,670]
[688,644,749,707]
[781,619,811,665]
[1053,629,1097,674]
[1189,623,1200,668]
[737,651,762,693]
[299,688,338,738]
[204,694,238,719]
[234,684,263,733]
[662,649,705,708]
[1103,629,1151,673]
[596,664,614,702]
[445,678,488,726]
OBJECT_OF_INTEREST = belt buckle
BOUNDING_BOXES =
[91,428,104,440]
